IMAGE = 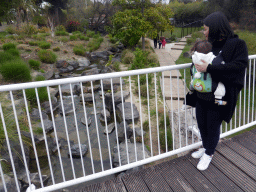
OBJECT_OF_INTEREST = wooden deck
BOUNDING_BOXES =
[74,128,256,192]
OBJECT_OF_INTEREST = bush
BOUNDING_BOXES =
[86,30,95,37]
[55,31,69,36]
[53,47,60,52]
[66,21,81,33]
[29,59,41,70]
[5,25,16,34]
[0,59,31,82]
[80,35,89,41]
[113,61,120,71]
[160,129,173,151]
[87,37,103,52]
[73,45,86,56]
[0,51,16,64]
[25,76,48,105]
[19,23,38,35]
[37,27,51,33]
[59,37,69,42]
[2,43,16,51]
[28,41,39,46]
[6,48,20,57]
[37,50,57,64]
[70,35,78,41]
[39,42,51,49]
[55,25,66,32]
[122,51,135,64]
[147,53,158,65]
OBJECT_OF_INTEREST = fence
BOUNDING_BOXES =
[0,55,255,191]
[180,20,203,38]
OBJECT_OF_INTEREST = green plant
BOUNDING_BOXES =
[55,31,69,36]
[55,25,66,32]
[28,59,41,70]
[70,35,78,41]
[0,59,31,82]
[59,37,69,42]
[5,25,16,34]
[0,51,16,64]
[86,30,95,37]
[53,47,60,52]
[39,42,51,49]
[87,37,103,52]
[28,41,39,46]
[2,43,16,51]
[34,127,43,134]
[37,50,57,64]
[143,120,149,131]
[40,69,45,73]
[113,61,120,71]
[80,35,89,41]
[6,49,20,57]
[121,50,135,64]
[73,45,86,56]
[160,129,173,151]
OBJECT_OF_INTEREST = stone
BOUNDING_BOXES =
[80,93,94,102]
[102,78,124,91]
[116,102,140,124]
[80,116,92,126]
[0,174,21,192]
[183,51,192,58]
[91,51,109,61]
[105,91,130,112]
[69,144,88,158]
[112,142,150,168]
[108,46,119,53]
[83,85,100,93]
[99,109,111,123]
[21,173,49,188]
[88,64,98,69]
[56,60,68,68]
[60,83,81,96]
[37,119,54,133]
[81,68,99,76]
[30,108,48,121]
[104,122,115,134]
[41,97,59,114]
[117,43,124,50]
[67,60,79,69]
[78,59,90,67]
[58,100,75,115]
[116,121,133,143]
[130,127,145,143]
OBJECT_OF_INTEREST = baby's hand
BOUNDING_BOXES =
[195,60,208,72]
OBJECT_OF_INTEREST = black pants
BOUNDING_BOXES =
[159,43,162,49]
[196,99,223,156]
[154,39,157,48]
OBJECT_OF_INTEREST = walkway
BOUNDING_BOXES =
[74,128,256,191]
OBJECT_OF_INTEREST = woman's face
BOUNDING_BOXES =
[203,25,209,40]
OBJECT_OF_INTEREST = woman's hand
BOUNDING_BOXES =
[195,60,209,72]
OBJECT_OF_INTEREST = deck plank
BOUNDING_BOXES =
[172,156,219,192]
[211,151,256,191]
[140,166,173,192]
[187,155,243,192]
[154,161,195,192]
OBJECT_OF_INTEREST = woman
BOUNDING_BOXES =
[191,11,248,171]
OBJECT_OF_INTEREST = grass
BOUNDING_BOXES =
[162,26,203,39]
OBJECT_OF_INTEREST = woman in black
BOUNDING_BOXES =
[191,12,248,171]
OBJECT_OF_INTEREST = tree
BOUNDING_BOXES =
[111,0,174,49]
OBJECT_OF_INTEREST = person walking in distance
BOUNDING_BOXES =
[190,11,248,171]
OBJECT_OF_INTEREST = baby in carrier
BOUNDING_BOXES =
[190,40,227,105]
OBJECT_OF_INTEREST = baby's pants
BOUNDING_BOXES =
[196,98,223,155]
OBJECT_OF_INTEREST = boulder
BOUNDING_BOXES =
[81,68,100,76]
[37,119,54,133]
[99,109,111,123]
[116,121,133,143]
[80,93,94,102]
[116,102,139,124]
[30,108,48,121]
[102,78,124,91]
[68,144,88,158]
[0,174,21,192]
[41,97,59,114]
[104,122,115,134]
[80,116,92,127]
[56,60,68,68]
[105,91,130,112]
[21,173,49,189]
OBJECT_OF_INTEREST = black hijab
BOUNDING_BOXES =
[203,11,234,44]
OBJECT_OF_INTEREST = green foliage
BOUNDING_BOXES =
[2,43,16,51]
[0,59,31,82]
[59,37,69,42]
[87,38,103,52]
[113,61,121,71]
[39,42,51,49]
[25,76,48,105]
[53,47,60,52]
[28,41,39,46]
[55,31,69,36]
[70,35,78,41]
[143,120,149,131]
[37,50,57,64]
[73,45,86,56]
[28,59,41,70]
[6,48,20,57]
[160,128,173,151]
[121,50,135,64]
[0,51,16,64]
[86,30,95,37]
[55,25,66,32]
[79,35,89,41]
[130,48,156,70]
[236,30,256,55]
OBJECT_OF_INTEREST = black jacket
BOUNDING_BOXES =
[195,35,248,123]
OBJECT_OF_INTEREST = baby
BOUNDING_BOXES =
[190,40,226,105]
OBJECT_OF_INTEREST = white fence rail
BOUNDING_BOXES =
[0,55,256,192]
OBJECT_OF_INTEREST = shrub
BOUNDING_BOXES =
[63,50,68,54]
[147,53,158,65]
[37,27,51,33]
[29,41,39,46]
[19,23,38,35]
[55,31,69,36]
[87,37,103,52]
[0,59,31,82]
[72,31,81,35]
[55,25,66,32]
[80,35,89,41]
[113,61,120,71]
[39,42,51,49]
[37,49,57,63]
[2,43,16,51]
[122,51,135,64]
[70,35,78,41]
[73,45,86,56]
[86,30,95,37]
[53,47,60,52]
[66,21,81,33]
[160,129,173,151]
[6,48,20,57]
[29,59,41,70]
[0,51,16,64]
[5,25,16,34]
[59,37,69,42]
[130,48,147,70]
[25,76,48,105]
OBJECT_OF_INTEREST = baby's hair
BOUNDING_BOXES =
[191,40,212,54]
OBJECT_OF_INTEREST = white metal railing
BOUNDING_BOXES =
[0,55,255,192]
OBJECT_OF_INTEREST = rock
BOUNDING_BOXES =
[41,97,59,114]
[117,43,124,50]
[56,60,68,68]
[0,174,21,192]
[130,127,145,143]
[116,102,139,124]
[102,78,124,91]
[88,64,98,69]
[21,173,49,188]
[112,142,150,167]
[83,85,100,93]
[80,93,94,102]
[58,100,74,115]
[105,91,130,112]
[104,122,115,134]
[99,109,111,123]
[183,51,192,58]
[30,108,48,121]
[99,60,105,65]
[67,60,79,69]
[69,144,88,158]
[91,51,109,61]
[78,59,90,67]
[116,121,133,143]
[37,119,53,133]
[81,68,99,76]
[60,83,81,96]
[80,116,92,126]
[108,46,119,53]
